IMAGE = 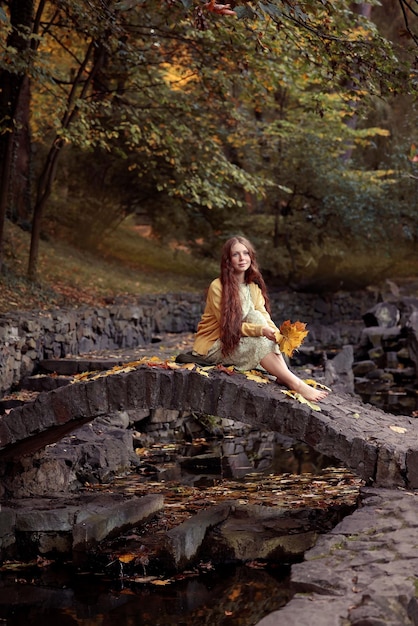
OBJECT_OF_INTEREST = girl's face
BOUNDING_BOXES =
[230,241,251,278]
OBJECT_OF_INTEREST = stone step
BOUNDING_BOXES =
[38,357,134,376]
[0,493,164,563]
[22,374,73,392]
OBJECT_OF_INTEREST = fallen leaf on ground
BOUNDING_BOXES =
[304,379,332,391]
[244,370,269,384]
[281,389,321,412]
[389,425,407,434]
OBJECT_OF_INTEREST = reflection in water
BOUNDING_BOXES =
[358,389,418,416]
[0,562,291,626]
[0,435,351,625]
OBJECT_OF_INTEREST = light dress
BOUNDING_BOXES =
[203,283,280,370]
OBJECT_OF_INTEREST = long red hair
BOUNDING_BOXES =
[219,236,270,356]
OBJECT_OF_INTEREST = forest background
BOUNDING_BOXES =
[0,0,418,314]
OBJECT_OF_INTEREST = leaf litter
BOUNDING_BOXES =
[83,458,362,584]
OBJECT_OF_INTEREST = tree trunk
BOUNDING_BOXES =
[342,3,373,161]
[27,41,105,278]
[0,0,34,272]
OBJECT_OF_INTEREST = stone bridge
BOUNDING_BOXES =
[1,364,418,489]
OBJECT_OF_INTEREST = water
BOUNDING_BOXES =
[0,561,291,625]
[0,437,355,625]
[0,432,362,625]
[358,388,418,416]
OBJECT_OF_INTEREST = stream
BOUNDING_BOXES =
[0,437,351,626]
[0,387,413,626]
[0,560,292,626]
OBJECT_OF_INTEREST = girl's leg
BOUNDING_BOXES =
[260,352,328,402]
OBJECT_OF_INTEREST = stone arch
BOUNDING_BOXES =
[0,366,417,488]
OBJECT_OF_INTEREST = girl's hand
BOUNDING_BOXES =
[262,326,276,341]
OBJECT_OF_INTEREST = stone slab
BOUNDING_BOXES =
[0,494,164,559]
[165,502,232,570]
[73,493,164,552]
[256,486,418,625]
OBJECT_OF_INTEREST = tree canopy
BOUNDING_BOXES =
[0,0,417,288]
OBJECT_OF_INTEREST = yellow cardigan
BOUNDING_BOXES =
[193,278,279,355]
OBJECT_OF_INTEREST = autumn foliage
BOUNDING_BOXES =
[275,320,309,358]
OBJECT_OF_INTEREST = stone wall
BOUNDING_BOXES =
[0,288,379,397]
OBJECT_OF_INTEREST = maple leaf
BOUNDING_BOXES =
[303,379,332,392]
[146,358,166,368]
[281,389,320,412]
[244,370,269,384]
[216,364,235,375]
[275,320,309,358]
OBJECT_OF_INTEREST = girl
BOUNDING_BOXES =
[192,236,328,402]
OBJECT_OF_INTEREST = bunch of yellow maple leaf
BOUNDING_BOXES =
[274,320,309,358]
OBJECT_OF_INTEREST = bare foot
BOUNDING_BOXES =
[294,380,329,402]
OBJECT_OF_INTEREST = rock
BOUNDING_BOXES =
[0,508,16,558]
[73,494,164,555]
[179,453,222,474]
[368,346,385,362]
[222,451,254,478]
[257,487,418,626]
[1,420,140,497]
[1,493,164,560]
[204,505,321,563]
[352,360,377,376]
[363,302,400,328]
[163,503,232,571]
[366,368,386,380]
[324,345,355,393]
[360,326,401,349]
[22,374,72,392]
[96,411,130,429]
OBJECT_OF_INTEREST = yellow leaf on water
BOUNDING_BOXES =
[151,579,172,586]
[118,554,136,563]
[389,425,407,434]
[134,576,158,584]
